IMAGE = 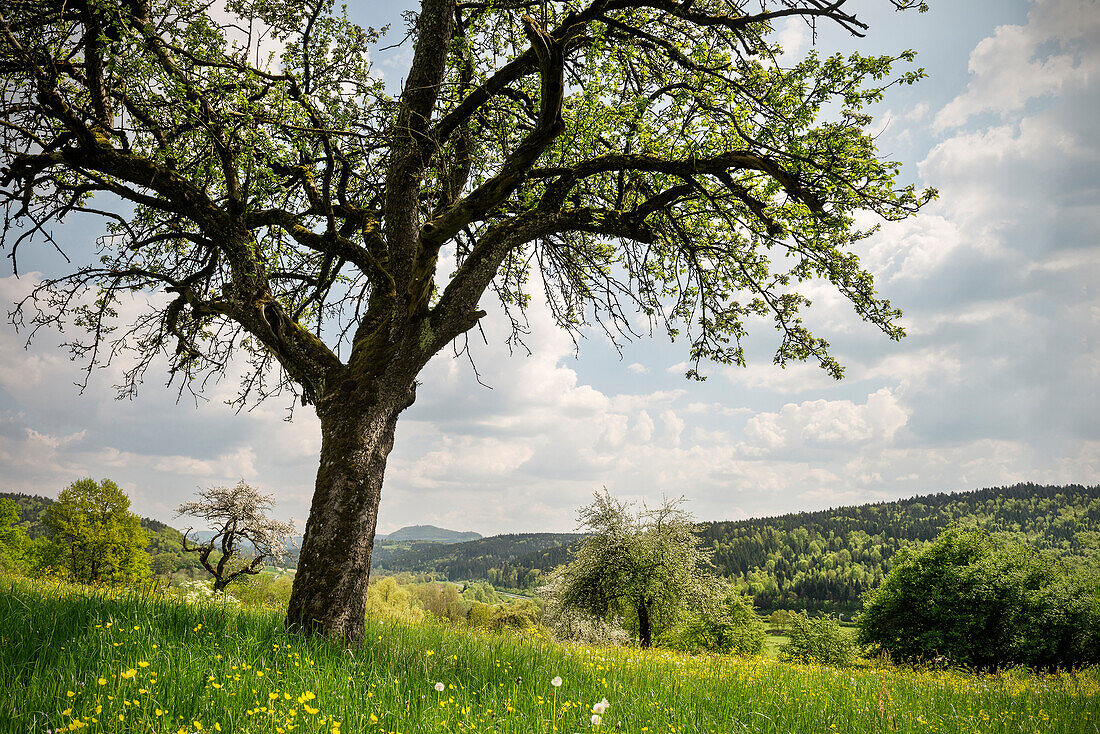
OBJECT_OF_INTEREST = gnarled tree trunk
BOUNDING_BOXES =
[637,597,653,649]
[286,375,417,641]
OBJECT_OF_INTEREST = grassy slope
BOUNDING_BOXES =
[2,578,1097,734]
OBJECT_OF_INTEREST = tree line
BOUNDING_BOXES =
[376,483,1100,612]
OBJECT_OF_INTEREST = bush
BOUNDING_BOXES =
[408,581,469,622]
[857,528,1100,670]
[660,592,766,656]
[461,582,503,605]
[767,609,795,632]
[365,576,426,624]
[173,579,240,606]
[778,612,856,667]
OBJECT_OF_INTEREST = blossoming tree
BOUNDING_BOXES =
[176,481,295,592]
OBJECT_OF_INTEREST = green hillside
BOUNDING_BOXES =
[703,482,1099,612]
[374,483,1100,612]
[374,532,583,589]
[6,483,1096,612]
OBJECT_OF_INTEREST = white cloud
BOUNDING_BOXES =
[774,17,808,64]
[934,0,1100,130]
[744,388,909,453]
[153,448,258,480]
[863,213,965,282]
[722,361,837,395]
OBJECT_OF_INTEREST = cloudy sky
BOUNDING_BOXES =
[1,0,1097,535]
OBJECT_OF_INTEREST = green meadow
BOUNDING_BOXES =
[1,577,1097,734]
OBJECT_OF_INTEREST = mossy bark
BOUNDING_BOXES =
[286,377,416,642]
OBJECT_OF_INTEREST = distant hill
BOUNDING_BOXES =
[382,525,482,543]
[374,532,583,589]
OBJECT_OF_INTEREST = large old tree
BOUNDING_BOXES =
[0,0,932,640]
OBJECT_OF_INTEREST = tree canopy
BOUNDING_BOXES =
[857,528,1100,670]
[1,0,933,640]
[42,477,150,584]
[176,480,295,592]
[545,491,718,647]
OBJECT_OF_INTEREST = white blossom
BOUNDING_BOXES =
[176,481,295,591]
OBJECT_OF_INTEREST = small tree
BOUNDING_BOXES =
[546,491,718,648]
[779,611,857,667]
[43,478,150,584]
[176,481,295,593]
[661,587,766,656]
[0,498,31,573]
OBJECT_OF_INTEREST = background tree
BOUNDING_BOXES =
[0,498,31,573]
[364,576,427,624]
[176,481,295,593]
[546,492,717,647]
[1,0,932,640]
[659,586,766,655]
[857,528,1100,670]
[43,478,149,584]
[778,611,856,667]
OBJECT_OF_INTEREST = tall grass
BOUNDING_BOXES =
[0,576,1096,733]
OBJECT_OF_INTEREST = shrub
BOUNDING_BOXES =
[779,612,856,667]
[660,592,766,656]
[461,582,503,605]
[767,609,795,632]
[365,576,426,624]
[857,528,1100,670]
[174,579,240,606]
[234,572,295,609]
[408,581,469,622]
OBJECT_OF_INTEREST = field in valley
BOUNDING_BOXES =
[0,577,1096,734]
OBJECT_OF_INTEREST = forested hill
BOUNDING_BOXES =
[374,483,1099,612]
[373,533,582,590]
[700,483,1100,612]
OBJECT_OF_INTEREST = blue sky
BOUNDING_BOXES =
[1,0,1097,534]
